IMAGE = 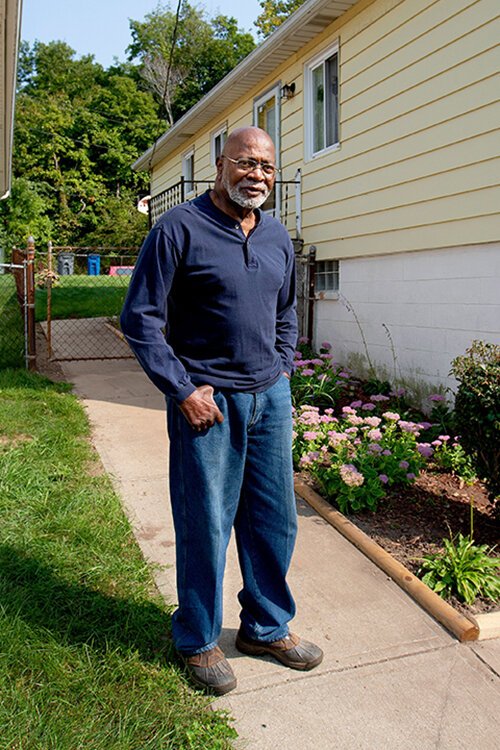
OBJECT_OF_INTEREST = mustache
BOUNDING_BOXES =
[237,181,269,193]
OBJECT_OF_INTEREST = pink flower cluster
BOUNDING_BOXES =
[339,463,364,487]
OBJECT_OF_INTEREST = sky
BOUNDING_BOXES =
[21,0,263,67]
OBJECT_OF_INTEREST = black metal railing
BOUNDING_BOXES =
[149,172,302,239]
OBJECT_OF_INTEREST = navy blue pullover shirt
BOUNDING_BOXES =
[120,191,298,403]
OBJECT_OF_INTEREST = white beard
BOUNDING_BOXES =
[222,174,270,209]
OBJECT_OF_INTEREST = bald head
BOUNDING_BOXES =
[222,126,276,161]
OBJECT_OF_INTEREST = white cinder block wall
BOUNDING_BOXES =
[314,243,500,400]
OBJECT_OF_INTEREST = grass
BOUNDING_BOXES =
[0,275,25,369]
[0,369,237,749]
[35,275,131,322]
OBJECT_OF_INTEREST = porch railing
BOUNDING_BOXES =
[149,171,302,240]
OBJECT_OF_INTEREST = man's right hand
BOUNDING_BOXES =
[179,385,224,431]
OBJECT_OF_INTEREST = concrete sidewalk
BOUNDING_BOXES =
[59,358,500,750]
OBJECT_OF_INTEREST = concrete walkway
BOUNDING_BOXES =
[59,358,500,750]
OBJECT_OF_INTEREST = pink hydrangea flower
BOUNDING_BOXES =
[370,394,390,402]
[406,473,416,481]
[339,463,364,487]
[383,411,401,421]
[303,431,320,441]
[301,368,314,376]
[382,449,392,456]
[361,403,376,411]
[342,406,356,414]
[429,394,445,402]
[364,416,382,427]
[320,341,332,351]
[438,435,450,442]
[298,336,309,344]
[350,400,363,408]
[347,414,364,426]
[379,474,389,484]
[399,460,409,469]
[367,428,383,441]
[338,371,350,378]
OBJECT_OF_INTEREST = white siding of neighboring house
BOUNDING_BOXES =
[148,0,500,398]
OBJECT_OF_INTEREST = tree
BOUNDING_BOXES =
[13,41,161,245]
[255,0,306,38]
[128,3,255,124]
[0,177,53,255]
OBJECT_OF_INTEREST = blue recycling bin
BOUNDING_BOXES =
[87,253,100,275]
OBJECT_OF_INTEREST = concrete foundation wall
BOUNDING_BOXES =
[314,242,500,401]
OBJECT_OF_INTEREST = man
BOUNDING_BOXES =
[121,126,322,695]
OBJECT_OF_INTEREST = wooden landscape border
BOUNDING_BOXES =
[294,478,500,643]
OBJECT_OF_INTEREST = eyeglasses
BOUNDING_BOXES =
[222,155,279,176]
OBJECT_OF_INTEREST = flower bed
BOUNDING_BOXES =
[290,339,500,613]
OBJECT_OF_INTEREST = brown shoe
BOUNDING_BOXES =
[235,629,323,671]
[182,645,237,695]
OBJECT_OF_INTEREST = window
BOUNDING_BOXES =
[253,86,281,215]
[315,260,339,293]
[211,125,227,164]
[182,148,194,195]
[306,43,339,158]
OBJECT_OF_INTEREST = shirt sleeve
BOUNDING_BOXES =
[120,226,196,403]
[275,239,298,375]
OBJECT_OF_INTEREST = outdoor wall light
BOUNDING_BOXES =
[281,82,296,100]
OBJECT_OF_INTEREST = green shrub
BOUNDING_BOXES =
[419,533,500,605]
[451,341,500,506]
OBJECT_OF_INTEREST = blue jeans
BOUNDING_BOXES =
[166,375,297,655]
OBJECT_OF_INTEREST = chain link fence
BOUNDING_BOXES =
[0,262,28,369]
[36,246,138,362]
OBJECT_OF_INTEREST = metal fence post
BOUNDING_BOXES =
[26,235,36,370]
[307,245,316,344]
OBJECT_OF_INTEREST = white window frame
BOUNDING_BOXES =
[315,259,339,299]
[305,41,340,161]
[253,84,281,217]
[211,123,228,165]
[182,147,195,196]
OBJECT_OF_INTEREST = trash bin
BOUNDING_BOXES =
[87,253,100,276]
[57,252,75,275]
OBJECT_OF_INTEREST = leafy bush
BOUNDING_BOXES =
[451,341,500,505]
[419,534,500,605]
[291,339,354,409]
[432,439,476,484]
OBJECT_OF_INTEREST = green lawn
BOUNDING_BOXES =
[36,275,131,322]
[0,370,236,749]
[0,275,25,369]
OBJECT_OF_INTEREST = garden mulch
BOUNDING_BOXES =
[345,469,499,617]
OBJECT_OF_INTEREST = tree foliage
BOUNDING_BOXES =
[4,41,160,248]
[3,4,256,249]
[128,2,255,124]
[255,0,306,38]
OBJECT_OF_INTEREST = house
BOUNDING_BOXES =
[133,0,500,398]
[1,0,23,200]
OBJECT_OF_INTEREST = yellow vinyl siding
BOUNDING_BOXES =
[150,0,499,261]
[307,215,499,258]
[304,0,499,258]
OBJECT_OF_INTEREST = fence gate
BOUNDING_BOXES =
[0,243,36,370]
[37,244,138,362]
[294,241,315,341]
